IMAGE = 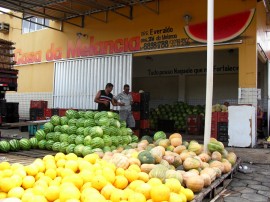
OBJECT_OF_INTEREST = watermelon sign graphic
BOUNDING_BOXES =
[184,9,255,43]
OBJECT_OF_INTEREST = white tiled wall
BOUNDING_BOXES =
[238,88,258,107]
[5,92,53,119]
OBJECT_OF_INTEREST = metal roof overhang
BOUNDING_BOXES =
[0,0,159,31]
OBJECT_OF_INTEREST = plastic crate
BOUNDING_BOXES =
[140,92,150,102]
[131,102,140,111]
[132,111,140,121]
[187,115,202,127]
[52,108,59,116]
[218,132,228,142]
[140,119,150,129]
[131,92,141,103]
[30,100,48,109]
[44,108,52,117]
[217,112,228,122]
[30,108,44,117]
[140,110,149,119]
[212,112,218,122]
[218,122,228,133]
[140,101,149,112]
[59,108,67,117]
[211,121,218,139]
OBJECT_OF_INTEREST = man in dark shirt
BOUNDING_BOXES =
[94,83,123,111]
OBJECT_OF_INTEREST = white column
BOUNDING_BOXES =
[204,0,214,151]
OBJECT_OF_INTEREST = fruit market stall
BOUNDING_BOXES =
[0,109,240,202]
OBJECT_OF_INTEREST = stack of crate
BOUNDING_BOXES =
[211,112,228,142]
[187,115,203,135]
[131,92,150,137]
[29,100,48,121]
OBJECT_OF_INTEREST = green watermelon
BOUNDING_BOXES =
[94,111,107,120]
[83,135,92,146]
[117,136,123,145]
[103,146,111,153]
[67,126,77,135]
[35,129,46,141]
[120,121,127,128]
[111,136,118,146]
[110,145,116,151]
[52,142,61,152]
[120,128,128,136]
[76,127,85,136]
[0,140,10,152]
[91,148,103,153]
[45,140,55,150]
[67,134,77,144]
[184,9,255,43]
[60,125,69,133]
[78,111,85,118]
[101,126,111,136]
[103,135,112,147]
[110,119,121,128]
[113,113,120,120]
[90,126,103,138]
[9,139,20,151]
[107,111,114,119]
[97,117,110,126]
[83,127,91,137]
[65,109,77,119]
[91,137,104,149]
[38,140,47,150]
[53,132,61,142]
[84,111,95,119]
[29,137,38,149]
[43,122,54,133]
[60,116,69,125]
[74,144,84,156]
[153,131,166,141]
[84,119,95,128]
[59,142,69,153]
[82,146,92,157]
[122,136,131,145]
[131,135,139,143]
[75,135,84,145]
[54,125,62,132]
[50,115,61,126]
[59,133,69,143]
[126,128,133,136]
[68,119,77,126]
[110,127,118,136]
[66,144,76,154]
[46,132,55,140]
[141,135,153,144]
[19,138,31,150]
[76,118,85,128]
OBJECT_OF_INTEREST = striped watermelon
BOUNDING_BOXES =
[84,111,95,119]
[46,132,54,140]
[35,129,46,141]
[60,125,69,133]
[78,111,85,118]
[74,144,84,156]
[76,118,85,128]
[120,128,128,136]
[110,127,118,136]
[111,136,118,146]
[90,126,103,138]
[83,127,91,137]
[110,119,121,128]
[107,111,114,118]
[75,135,84,145]
[103,135,112,147]
[97,117,110,127]
[54,125,62,132]
[83,135,92,146]
[65,109,77,119]
[103,146,111,153]
[19,138,31,150]
[67,126,77,135]
[126,128,133,136]
[84,119,95,127]
[38,140,47,150]
[9,139,20,151]
[82,146,92,157]
[113,113,120,120]
[53,132,61,142]
[76,127,85,136]
[131,135,139,143]
[120,121,127,128]
[59,133,69,143]
[52,142,61,152]
[116,136,123,145]
[91,137,104,149]
[91,148,103,153]
[110,145,116,151]
[45,140,55,150]
[94,111,107,120]
[68,119,77,127]
[59,142,69,153]
[66,144,76,154]
[50,115,61,126]
[101,126,111,136]
[153,131,166,141]
[29,137,38,149]
[67,134,77,144]
[60,116,69,125]
[122,136,131,145]
[44,122,54,133]
[0,140,10,152]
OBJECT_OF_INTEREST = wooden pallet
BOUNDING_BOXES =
[192,158,241,202]
[9,149,57,158]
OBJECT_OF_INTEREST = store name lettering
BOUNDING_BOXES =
[67,36,140,58]
[14,49,42,65]
[148,65,239,76]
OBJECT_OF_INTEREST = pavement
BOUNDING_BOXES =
[0,128,270,201]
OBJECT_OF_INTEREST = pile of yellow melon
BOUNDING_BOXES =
[0,152,194,202]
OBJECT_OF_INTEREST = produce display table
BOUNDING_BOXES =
[191,158,241,202]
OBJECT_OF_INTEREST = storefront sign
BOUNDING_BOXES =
[147,65,239,76]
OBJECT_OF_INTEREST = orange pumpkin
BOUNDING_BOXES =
[169,133,182,141]
[128,158,141,166]
[209,160,225,173]
[200,167,216,182]
[198,153,211,162]
[140,164,156,174]
[211,151,222,161]
[173,145,187,154]
[200,173,211,187]
[185,175,204,193]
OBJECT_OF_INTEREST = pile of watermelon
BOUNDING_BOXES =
[149,102,205,131]
[33,110,139,157]
[0,138,35,153]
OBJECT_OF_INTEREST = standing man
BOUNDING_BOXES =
[94,83,121,111]
[115,84,135,128]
